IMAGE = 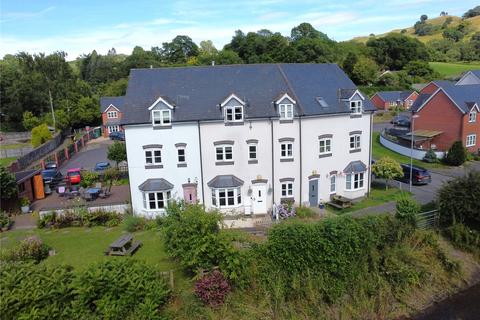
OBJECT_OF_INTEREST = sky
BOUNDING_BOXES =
[0,0,477,60]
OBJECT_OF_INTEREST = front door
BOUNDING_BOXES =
[309,179,318,207]
[251,184,267,214]
[183,184,197,204]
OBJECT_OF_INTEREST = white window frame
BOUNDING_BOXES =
[107,111,118,119]
[350,134,361,150]
[469,111,477,123]
[330,175,336,194]
[279,103,294,120]
[319,138,332,154]
[211,187,242,208]
[466,134,476,147]
[346,172,365,190]
[224,105,243,122]
[350,100,362,114]
[280,143,293,159]
[142,190,171,210]
[248,144,257,160]
[177,147,186,163]
[108,125,120,134]
[152,109,171,126]
[281,182,293,197]
[145,148,162,165]
[215,145,233,161]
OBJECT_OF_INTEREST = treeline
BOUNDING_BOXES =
[0,22,451,131]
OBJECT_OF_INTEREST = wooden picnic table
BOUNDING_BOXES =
[105,234,142,256]
[328,195,353,209]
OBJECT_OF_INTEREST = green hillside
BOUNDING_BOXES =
[429,61,480,77]
[353,15,480,44]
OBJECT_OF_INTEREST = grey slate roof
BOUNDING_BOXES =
[207,175,244,188]
[138,178,174,191]
[15,169,41,184]
[432,80,454,88]
[411,84,480,114]
[343,161,367,174]
[100,96,125,113]
[121,63,375,125]
[376,91,415,102]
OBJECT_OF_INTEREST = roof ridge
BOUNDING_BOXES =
[276,64,305,116]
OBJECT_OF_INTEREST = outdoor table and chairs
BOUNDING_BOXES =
[84,188,101,201]
[104,234,142,256]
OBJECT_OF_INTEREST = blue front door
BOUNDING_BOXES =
[309,179,318,207]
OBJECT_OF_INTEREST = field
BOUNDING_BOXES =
[0,157,17,166]
[429,61,480,77]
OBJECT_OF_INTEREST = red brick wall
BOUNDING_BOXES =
[415,90,463,151]
[403,92,419,109]
[420,83,439,95]
[371,95,387,110]
[462,110,480,153]
[102,106,123,137]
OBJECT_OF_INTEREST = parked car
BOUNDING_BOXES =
[44,162,58,170]
[390,115,411,128]
[94,162,111,172]
[67,168,82,185]
[41,169,63,186]
[109,131,125,141]
[395,164,431,185]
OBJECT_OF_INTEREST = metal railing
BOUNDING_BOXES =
[416,209,439,229]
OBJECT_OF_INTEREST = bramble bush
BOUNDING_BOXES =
[3,236,50,263]
[123,215,146,232]
[194,269,231,307]
[395,195,420,228]
[37,209,122,229]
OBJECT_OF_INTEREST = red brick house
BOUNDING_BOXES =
[411,81,480,153]
[100,96,124,137]
[420,80,454,95]
[371,90,418,110]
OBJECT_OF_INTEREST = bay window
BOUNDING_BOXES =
[142,190,171,210]
[211,187,242,208]
[346,172,364,190]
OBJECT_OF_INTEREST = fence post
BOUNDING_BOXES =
[54,152,59,167]
[81,136,85,147]
[74,141,78,153]
[40,159,45,170]
[64,147,69,160]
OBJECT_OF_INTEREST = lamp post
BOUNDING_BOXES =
[409,114,420,192]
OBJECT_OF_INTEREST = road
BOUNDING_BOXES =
[59,138,114,174]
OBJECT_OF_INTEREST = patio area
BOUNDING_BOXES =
[30,185,131,212]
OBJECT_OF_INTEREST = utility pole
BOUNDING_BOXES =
[48,89,56,130]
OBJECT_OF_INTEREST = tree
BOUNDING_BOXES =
[161,35,199,64]
[445,141,467,166]
[443,28,464,42]
[342,52,358,78]
[351,57,378,85]
[437,171,480,228]
[372,157,403,190]
[31,123,52,147]
[404,60,438,80]
[463,6,480,18]
[0,166,17,199]
[290,23,329,42]
[107,141,126,167]
[22,111,41,130]
[420,14,428,22]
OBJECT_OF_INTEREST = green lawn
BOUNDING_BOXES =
[0,142,31,150]
[372,132,446,169]
[429,62,480,77]
[0,157,17,167]
[0,226,177,272]
[373,112,394,123]
[328,183,406,214]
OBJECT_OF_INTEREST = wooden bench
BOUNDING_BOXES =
[327,195,353,209]
[105,234,142,256]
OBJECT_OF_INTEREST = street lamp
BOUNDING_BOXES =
[410,113,420,192]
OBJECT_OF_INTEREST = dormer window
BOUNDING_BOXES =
[152,110,171,126]
[107,111,118,119]
[279,104,294,119]
[225,106,243,122]
[350,101,362,114]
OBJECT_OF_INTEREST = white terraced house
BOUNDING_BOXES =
[118,63,375,217]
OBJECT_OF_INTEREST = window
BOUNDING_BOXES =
[281,182,293,197]
[107,111,118,119]
[177,148,186,163]
[346,172,364,190]
[319,138,332,154]
[466,134,477,147]
[330,175,336,193]
[350,100,362,114]
[225,106,243,122]
[142,191,171,210]
[108,125,120,133]
[152,109,171,126]
[249,145,257,160]
[350,134,361,150]
[469,111,477,123]
[212,187,242,208]
[145,149,162,165]
[280,143,293,158]
[279,104,293,119]
[216,145,233,161]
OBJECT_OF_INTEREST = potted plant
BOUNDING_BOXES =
[20,197,30,214]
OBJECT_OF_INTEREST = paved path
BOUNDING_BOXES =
[11,214,37,230]
[60,138,113,174]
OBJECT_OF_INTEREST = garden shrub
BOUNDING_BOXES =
[3,236,50,263]
[395,195,420,228]
[423,149,438,163]
[80,171,99,188]
[445,141,467,166]
[37,210,123,229]
[123,215,146,232]
[74,259,171,320]
[0,211,12,230]
[31,123,52,147]
[295,206,317,218]
[194,269,231,307]
[443,223,480,255]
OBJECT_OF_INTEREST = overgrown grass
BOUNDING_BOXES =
[0,157,17,166]
[429,61,480,77]
[0,142,31,150]
[373,111,395,123]
[372,132,447,169]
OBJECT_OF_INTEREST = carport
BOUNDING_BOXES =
[398,130,443,150]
